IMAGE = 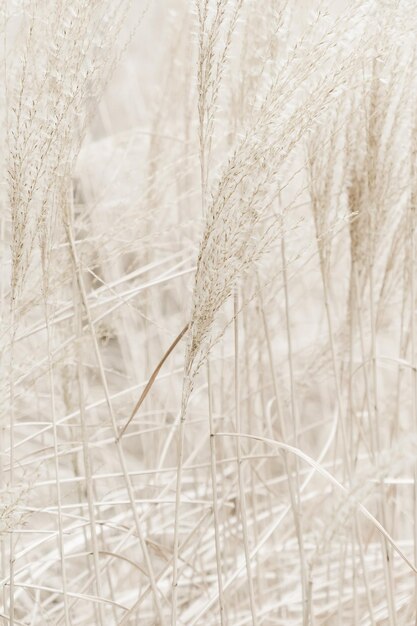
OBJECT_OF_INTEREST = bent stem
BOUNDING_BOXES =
[215,431,417,574]
[118,322,190,441]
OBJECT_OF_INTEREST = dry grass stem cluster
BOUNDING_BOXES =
[2,1,417,624]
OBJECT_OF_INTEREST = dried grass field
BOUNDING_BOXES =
[1,1,417,624]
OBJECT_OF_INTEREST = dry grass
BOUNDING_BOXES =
[2,1,417,624]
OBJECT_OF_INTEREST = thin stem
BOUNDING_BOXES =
[257,273,309,622]
[369,259,396,626]
[8,307,16,626]
[65,202,165,625]
[234,290,258,626]
[171,415,186,625]
[43,297,70,626]
[215,431,417,573]
[280,214,308,625]
[409,189,417,613]
[321,272,351,479]
[207,360,226,625]
[74,276,104,625]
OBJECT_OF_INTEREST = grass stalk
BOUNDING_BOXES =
[280,213,309,625]
[74,276,104,624]
[207,359,226,625]
[43,297,71,626]
[171,414,186,625]
[234,290,258,626]
[368,259,397,626]
[64,202,165,625]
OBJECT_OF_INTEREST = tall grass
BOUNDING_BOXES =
[2,0,417,624]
